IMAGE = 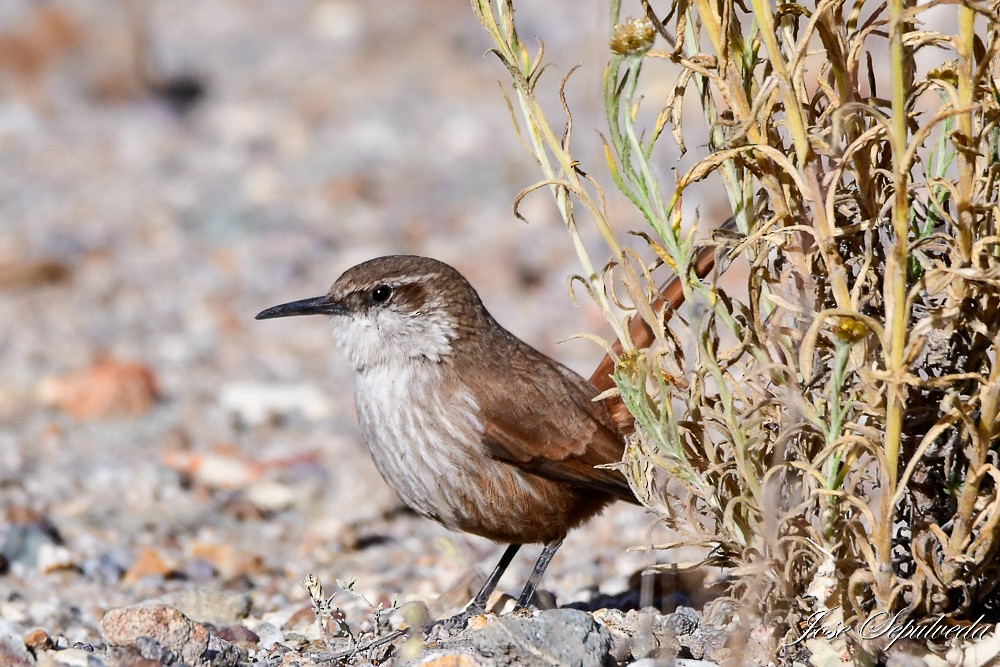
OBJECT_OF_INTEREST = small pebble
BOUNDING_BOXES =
[664,606,700,635]
[218,382,331,426]
[36,543,77,574]
[215,625,259,646]
[0,620,34,666]
[22,628,52,651]
[48,647,105,667]
[100,604,209,664]
[80,554,127,585]
[250,622,284,650]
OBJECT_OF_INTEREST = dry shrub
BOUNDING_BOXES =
[473,0,1000,659]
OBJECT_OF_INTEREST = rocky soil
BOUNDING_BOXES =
[0,1,734,665]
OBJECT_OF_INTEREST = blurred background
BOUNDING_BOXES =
[0,0,707,644]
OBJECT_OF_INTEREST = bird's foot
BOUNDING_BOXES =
[426,604,484,636]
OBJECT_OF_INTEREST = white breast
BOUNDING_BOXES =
[353,362,488,530]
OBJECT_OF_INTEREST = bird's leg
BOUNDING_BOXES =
[466,543,522,615]
[431,543,521,632]
[515,538,564,609]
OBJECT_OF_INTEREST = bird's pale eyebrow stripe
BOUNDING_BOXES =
[396,273,443,285]
[356,273,443,292]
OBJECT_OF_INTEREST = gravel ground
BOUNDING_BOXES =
[0,2,720,664]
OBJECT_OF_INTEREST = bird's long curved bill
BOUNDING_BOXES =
[255,296,345,320]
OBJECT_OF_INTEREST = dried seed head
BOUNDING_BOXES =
[616,349,643,377]
[830,315,867,343]
[927,63,959,87]
[610,18,655,57]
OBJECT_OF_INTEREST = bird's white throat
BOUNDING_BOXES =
[329,306,457,371]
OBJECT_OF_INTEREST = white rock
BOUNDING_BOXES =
[36,543,76,574]
[46,647,95,666]
[0,620,33,665]
[219,382,331,426]
[251,622,285,650]
[246,480,298,512]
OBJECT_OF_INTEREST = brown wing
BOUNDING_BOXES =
[470,330,638,503]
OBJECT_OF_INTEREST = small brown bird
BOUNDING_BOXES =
[257,256,637,626]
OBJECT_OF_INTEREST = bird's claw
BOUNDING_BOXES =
[426,605,483,636]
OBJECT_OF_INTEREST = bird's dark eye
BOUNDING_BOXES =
[371,284,393,303]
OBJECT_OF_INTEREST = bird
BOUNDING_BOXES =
[256,255,638,628]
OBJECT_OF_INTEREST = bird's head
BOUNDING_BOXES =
[256,255,490,371]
